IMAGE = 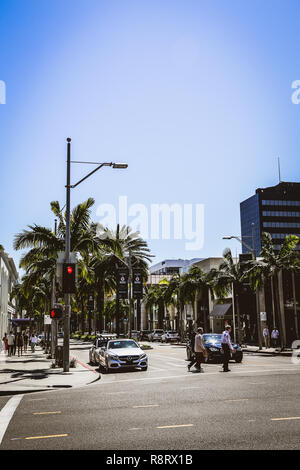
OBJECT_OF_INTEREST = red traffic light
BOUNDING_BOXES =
[67,266,73,274]
[50,310,55,318]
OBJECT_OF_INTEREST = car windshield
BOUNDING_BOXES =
[203,334,222,343]
[167,331,177,334]
[154,330,164,333]
[108,340,138,349]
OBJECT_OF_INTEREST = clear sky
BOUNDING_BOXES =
[1,0,300,273]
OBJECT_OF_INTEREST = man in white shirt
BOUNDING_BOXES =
[271,328,279,348]
[194,327,206,372]
[7,331,15,357]
[221,325,234,372]
[30,333,37,352]
[263,327,270,348]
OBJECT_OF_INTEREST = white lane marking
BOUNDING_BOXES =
[157,424,194,429]
[225,399,249,402]
[271,416,300,421]
[166,362,186,368]
[149,365,165,371]
[133,404,159,408]
[0,395,24,445]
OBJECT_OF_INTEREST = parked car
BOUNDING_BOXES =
[127,330,140,340]
[186,333,243,363]
[89,334,117,366]
[161,330,180,343]
[37,334,44,345]
[139,330,152,341]
[97,338,148,373]
[148,329,165,342]
[57,331,64,338]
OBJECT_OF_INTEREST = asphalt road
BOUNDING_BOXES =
[1,340,300,450]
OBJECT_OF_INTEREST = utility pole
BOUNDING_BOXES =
[51,219,58,358]
[128,249,133,339]
[63,138,71,372]
[62,138,128,371]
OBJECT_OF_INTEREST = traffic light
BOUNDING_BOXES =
[50,304,64,320]
[62,263,76,293]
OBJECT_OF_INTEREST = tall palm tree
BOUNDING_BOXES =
[247,232,300,347]
[144,283,168,330]
[212,248,251,344]
[96,224,152,334]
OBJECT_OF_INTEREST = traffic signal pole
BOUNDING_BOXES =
[63,138,71,372]
[62,139,128,371]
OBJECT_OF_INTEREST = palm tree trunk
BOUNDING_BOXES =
[270,276,276,329]
[292,271,299,339]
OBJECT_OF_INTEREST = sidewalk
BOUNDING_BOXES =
[242,345,293,356]
[0,346,100,396]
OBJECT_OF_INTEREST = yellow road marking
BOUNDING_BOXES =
[157,424,194,429]
[225,399,249,402]
[133,405,159,408]
[33,411,61,415]
[25,434,68,440]
[271,417,300,421]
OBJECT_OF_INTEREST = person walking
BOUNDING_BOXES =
[2,333,8,355]
[30,333,37,353]
[193,327,206,372]
[23,331,29,352]
[263,327,270,349]
[221,325,234,372]
[7,331,15,357]
[16,332,24,357]
[187,328,197,371]
[271,327,279,348]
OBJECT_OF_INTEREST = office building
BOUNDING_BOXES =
[240,181,300,256]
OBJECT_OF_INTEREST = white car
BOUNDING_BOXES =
[89,334,117,365]
[148,329,165,342]
[161,330,180,343]
[98,339,148,373]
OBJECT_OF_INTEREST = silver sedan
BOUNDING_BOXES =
[98,339,148,373]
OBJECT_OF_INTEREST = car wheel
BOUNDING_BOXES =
[141,366,148,371]
[235,357,243,363]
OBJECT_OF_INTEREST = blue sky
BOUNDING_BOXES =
[1,0,300,272]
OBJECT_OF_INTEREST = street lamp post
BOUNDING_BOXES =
[63,138,128,372]
[222,224,263,350]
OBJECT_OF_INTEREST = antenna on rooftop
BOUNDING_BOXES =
[278,157,282,183]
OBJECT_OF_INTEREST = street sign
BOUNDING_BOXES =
[260,311,267,321]
[44,315,52,325]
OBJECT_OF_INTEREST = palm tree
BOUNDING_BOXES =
[212,248,251,344]
[96,224,152,334]
[144,283,168,330]
[247,232,300,348]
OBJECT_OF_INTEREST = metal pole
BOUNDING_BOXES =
[252,222,263,350]
[51,219,57,358]
[63,138,71,372]
[231,283,236,343]
[128,249,133,339]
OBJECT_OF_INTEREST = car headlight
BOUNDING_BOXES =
[109,354,119,360]
[209,347,219,352]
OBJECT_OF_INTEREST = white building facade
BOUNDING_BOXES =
[0,251,18,339]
